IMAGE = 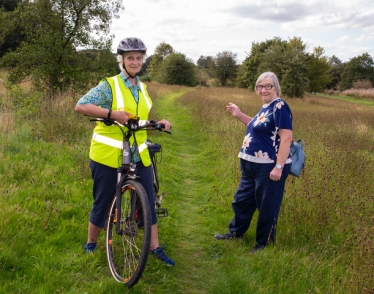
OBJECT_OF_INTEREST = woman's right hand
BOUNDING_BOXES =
[226,102,241,117]
[111,110,133,124]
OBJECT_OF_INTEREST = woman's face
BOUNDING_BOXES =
[123,52,144,76]
[256,77,278,104]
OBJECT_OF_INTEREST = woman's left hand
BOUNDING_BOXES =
[270,168,282,181]
[157,119,171,131]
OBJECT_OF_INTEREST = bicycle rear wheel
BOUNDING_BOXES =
[106,179,151,288]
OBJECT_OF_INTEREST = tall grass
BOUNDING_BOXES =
[176,88,374,292]
[1,82,373,293]
[324,86,374,99]
[341,88,374,99]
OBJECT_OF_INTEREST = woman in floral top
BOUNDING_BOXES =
[214,72,293,254]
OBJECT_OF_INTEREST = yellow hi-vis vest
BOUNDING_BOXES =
[89,75,153,168]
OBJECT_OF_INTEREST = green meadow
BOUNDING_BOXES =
[1,83,373,293]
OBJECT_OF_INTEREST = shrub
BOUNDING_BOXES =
[352,79,373,89]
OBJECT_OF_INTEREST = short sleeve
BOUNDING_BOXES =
[76,80,113,109]
[274,100,292,130]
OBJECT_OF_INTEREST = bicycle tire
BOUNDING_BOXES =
[106,179,151,288]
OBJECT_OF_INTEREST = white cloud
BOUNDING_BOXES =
[110,0,374,63]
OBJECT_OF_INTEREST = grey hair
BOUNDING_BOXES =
[116,52,147,72]
[255,72,281,97]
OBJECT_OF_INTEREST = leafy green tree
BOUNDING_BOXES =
[154,42,174,58]
[241,37,309,98]
[240,37,284,90]
[157,52,198,86]
[257,38,290,80]
[306,46,331,93]
[326,55,344,90]
[340,53,374,90]
[234,64,247,88]
[142,55,153,75]
[0,0,123,95]
[148,42,174,80]
[213,50,237,86]
[280,54,308,98]
[0,0,23,57]
[254,37,308,98]
[197,55,214,69]
[82,49,118,81]
[196,55,214,86]
[0,0,21,10]
[197,69,210,87]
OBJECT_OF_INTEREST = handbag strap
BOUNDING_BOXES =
[273,103,304,150]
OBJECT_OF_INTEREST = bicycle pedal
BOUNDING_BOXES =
[156,208,168,217]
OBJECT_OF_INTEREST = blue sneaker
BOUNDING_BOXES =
[150,247,175,266]
[83,243,97,253]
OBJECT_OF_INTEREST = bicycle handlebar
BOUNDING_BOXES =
[90,117,172,134]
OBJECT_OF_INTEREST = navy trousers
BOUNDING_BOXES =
[89,160,157,228]
[229,159,290,246]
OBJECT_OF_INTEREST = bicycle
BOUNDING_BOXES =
[146,140,169,217]
[90,117,171,288]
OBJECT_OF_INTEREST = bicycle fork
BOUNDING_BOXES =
[115,140,132,235]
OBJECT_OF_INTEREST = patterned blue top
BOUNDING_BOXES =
[77,72,140,108]
[77,72,143,162]
[238,98,293,164]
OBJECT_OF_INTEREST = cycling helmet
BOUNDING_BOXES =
[117,37,147,54]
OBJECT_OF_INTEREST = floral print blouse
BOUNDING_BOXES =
[238,98,293,164]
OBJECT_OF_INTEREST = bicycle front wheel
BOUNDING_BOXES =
[106,179,151,287]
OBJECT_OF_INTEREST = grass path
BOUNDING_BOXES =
[144,89,224,293]
[2,87,369,293]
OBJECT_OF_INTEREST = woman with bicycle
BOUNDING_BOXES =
[75,37,175,266]
[214,72,293,254]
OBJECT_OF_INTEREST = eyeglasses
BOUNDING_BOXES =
[256,84,274,90]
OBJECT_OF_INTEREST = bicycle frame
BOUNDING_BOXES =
[90,117,170,234]
[146,141,168,217]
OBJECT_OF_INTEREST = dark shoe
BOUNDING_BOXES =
[249,244,264,255]
[83,243,97,253]
[214,232,243,240]
[150,246,175,266]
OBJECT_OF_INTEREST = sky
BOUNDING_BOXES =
[109,0,374,64]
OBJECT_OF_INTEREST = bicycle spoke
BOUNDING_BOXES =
[106,180,151,287]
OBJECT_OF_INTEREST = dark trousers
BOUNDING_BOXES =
[89,160,157,228]
[229,159,290,246]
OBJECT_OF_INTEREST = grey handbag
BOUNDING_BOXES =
[289,140,305,177]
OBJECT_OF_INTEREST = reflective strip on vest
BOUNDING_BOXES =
[139,82,152,109]
[112,78,150,112]
[138,142,148,153]
[113,77,124,110]
[92,132,123,149]
[139,120,147,126]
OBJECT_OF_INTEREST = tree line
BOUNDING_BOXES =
[1,0,374,98]
[0,0,122,96]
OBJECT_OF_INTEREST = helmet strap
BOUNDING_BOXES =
[123,62,137,79]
